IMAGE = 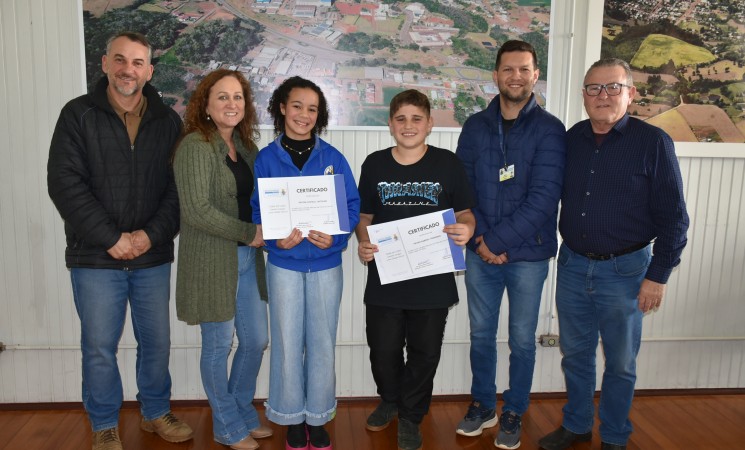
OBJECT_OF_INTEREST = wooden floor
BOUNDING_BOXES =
[1,395,744,450]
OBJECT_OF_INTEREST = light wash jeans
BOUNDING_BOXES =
[465,250,549,414]
[264,262,342,426]
[555,243,649,446]
[200,246,269,445]
[70,263,172,431]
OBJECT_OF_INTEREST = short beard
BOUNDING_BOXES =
[114,82,139,97]
[109,73,141,97]
[500,88,531,104]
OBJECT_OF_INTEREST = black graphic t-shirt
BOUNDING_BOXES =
[358,145,475,309]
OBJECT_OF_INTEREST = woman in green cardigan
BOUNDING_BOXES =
[173,69,270,450]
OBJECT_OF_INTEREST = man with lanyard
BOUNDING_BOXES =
[455,40,566,449]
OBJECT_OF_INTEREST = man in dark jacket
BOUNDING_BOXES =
[47,32,192,450]
[538,58,688,450]
[455,40,566,450]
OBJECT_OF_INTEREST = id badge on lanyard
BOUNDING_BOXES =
[500,165,515,182]
[498,115,515,182]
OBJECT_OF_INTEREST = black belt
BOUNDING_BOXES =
[582,242,649,261]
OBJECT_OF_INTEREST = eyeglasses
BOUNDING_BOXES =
[583,83,632,96]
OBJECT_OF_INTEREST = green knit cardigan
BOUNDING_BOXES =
[173,131,267,325]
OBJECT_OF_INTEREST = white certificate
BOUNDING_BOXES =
[257,174,350,239]
[367,209,466,285]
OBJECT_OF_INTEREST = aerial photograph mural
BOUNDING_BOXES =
[82,0,552,127]
[602,0,745,143]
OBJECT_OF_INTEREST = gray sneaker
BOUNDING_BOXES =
[456,401,498,437]
[398,417,422,450]
[494,411,521,449]
[366,400,398,431]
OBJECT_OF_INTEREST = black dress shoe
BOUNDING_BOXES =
[538,426,592,450]
[601,443,626,450]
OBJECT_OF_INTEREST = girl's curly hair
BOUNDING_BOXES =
[267,76,329,136]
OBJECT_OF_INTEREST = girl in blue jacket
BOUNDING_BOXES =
[250,77,360,450]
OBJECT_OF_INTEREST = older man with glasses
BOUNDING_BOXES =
[538,58,689,450]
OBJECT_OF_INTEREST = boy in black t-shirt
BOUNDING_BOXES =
[355,90,476,450]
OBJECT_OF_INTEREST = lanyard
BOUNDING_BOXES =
[497,113,508,170]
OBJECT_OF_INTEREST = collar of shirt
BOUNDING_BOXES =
[581,113,631,141]
[107,91,148,146]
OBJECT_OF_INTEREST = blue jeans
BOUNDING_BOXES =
[465,249,548,414]
[264,262,342,426]
[200,246,269,445]
[70,263,172,431]
[555,243,649,446]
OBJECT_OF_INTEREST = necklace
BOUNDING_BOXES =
[282,140,313,155]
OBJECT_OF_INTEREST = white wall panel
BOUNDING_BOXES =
[0,0,743,404]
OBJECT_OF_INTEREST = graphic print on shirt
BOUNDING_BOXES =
[377,181,442,206]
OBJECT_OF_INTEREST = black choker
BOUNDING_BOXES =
[282,141,313,155]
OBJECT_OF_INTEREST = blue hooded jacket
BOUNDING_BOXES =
[251,135,360,272]
[456,94,566,262]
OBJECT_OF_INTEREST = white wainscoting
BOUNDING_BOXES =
[1,0,743,404]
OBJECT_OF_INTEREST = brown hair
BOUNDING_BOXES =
[495,40,538,70]
[182,69,259,150]
[389,89,431,118]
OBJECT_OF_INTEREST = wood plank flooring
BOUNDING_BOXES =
[1,395,743,450]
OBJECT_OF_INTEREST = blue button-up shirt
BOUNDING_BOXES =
[559,114,689,283]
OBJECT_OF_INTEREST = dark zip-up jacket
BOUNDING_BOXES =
[456,94,566,262]
[47,77,181,269]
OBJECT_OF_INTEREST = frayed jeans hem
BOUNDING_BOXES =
[264,401,337,426]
